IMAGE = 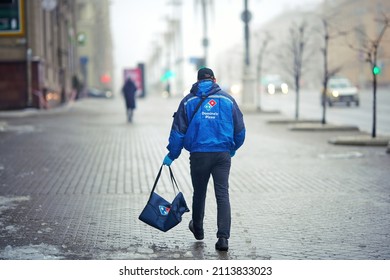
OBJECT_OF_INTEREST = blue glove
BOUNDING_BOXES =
[163,154,173,166]
[230,150,236,157]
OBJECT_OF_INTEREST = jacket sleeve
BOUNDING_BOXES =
[166,100,189,160]
[232,100,245,151]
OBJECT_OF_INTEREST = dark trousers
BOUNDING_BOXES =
[127,108,134,122]
[189,152,231,239]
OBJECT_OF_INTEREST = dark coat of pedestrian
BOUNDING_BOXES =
[163,67,246,252]
[122,78,137,122]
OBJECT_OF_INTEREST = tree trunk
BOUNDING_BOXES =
[372,72,377,138]
[295,78,300,120]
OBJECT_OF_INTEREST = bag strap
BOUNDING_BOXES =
[148,165,180,202]
[168,166,180,194]
[189,95,207,124]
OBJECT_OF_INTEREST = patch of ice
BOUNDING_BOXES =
[3,124,37,134]
[136,247,154,254]
[99,252,152,260]
[173,253,181,259]
[0,196,30,215]
[0,243,63,260]
[42,227,53,233]
[5,225,18,233]
[0,196,30,205]
[183,251,193,258]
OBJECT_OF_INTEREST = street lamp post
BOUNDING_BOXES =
[241,0,256,111]
[201,0,209,66]
[243,0,250,66]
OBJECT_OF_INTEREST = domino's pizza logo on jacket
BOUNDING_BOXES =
[202,99,219,119]
[204,99,216,111]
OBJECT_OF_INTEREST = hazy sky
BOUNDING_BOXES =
[110,0,322,89]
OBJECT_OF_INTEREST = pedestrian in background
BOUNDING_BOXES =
[163,68,246,251]
[122,77,137,122]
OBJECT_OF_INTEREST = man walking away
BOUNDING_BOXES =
[163,68,246,251]
[122,77,137,122]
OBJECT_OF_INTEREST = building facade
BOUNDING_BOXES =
[0,0,79,110]
[76,0,113,94]
[0,0,113,110]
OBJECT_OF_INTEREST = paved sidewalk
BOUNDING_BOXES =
[0,94,389,260]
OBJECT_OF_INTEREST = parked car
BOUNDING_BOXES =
[87,88,113,99]
[323,77,359,106]
[262,74,289,94]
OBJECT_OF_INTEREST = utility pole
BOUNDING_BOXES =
[168,0,184,95]
[196,0,213,67]
[241,0,256,111]
[201,0,209,66]
[243,0,250,66]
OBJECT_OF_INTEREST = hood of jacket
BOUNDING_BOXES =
[189,80,221,98]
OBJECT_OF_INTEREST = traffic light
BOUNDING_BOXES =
[161,70,175,82]
[373,65,381,75]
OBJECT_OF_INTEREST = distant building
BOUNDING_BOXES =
[0,0,113,110]
[0,0,78,110]
[76,0,113,94]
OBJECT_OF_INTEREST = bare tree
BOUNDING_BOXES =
[344,13,390,138]
[319,17,342,125]
[255,32,271,111]
[284,21,309,120]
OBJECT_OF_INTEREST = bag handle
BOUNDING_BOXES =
[148,165,180,202]
[168,166,180,194]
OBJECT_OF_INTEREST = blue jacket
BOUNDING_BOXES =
[167,80,245,160]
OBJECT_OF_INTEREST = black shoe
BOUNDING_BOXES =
[189,220,204,240]
[215,238,228,251]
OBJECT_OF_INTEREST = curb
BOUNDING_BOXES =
[242,108,281,115]
[289,123,360,132]
[0,101,78,119]
[255,108,280,115]
[267,118,321,124]
[0,109,40,118]
[328,135,390,146]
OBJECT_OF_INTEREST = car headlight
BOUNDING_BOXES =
[267,84,275,94]
[332,90,339,97]
[281,83,288,94]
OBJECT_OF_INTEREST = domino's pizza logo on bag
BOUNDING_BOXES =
[159,205,171,216]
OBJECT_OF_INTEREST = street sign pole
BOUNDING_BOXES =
[241,0,256,111]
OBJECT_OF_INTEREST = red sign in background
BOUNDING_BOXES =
[123,68,143,93]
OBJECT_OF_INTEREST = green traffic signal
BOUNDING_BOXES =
[373,65,381,75]
[160,70,175,82]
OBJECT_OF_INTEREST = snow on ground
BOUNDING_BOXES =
[0,196,63,260]
[0,195,30,215]
[0,244,63,260]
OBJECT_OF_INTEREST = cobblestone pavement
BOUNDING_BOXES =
[0,94,389,260]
